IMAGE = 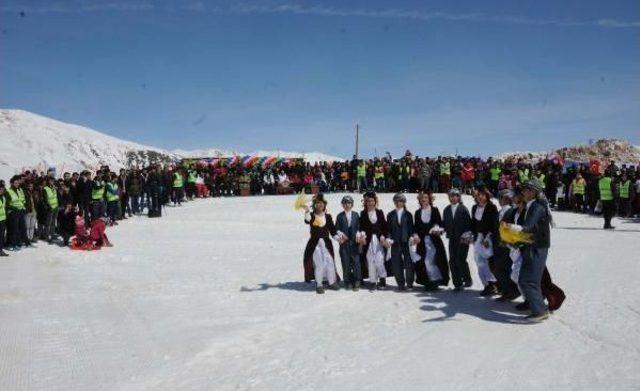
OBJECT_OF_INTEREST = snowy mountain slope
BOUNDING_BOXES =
[498,139,640,163]
[0,109,179,179]
[0,109,346,179]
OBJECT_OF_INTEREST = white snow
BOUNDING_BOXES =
[1,193,639,390]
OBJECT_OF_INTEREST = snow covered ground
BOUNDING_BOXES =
[1,193,639,391]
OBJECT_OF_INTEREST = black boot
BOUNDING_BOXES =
[515,301,530,311]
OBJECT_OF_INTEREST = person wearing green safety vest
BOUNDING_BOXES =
[356,161,367,192]
[517,166,530,185]
[571,173,587,213]
[598,171,616,229]
[42,177,60,243]
[618,173,632,217]
[186,170,197,200]
[172,169,185,206]
[374,165,385,191]
[0,182,8,256]
[90,172,106,221]
[5,175,29,249]
[105,175,120,226]
[489,164,502,195]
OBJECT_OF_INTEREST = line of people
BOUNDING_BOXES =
[301,180,565,323]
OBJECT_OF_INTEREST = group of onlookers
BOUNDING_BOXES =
[180,152,640,219]
[1,153,637,256]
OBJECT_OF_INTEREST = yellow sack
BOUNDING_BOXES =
[293,191,309,211]
[499,221,534,245]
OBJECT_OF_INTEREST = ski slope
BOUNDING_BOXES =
[1,194,639,390]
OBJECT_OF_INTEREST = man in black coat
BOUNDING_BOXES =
[442,188,473,291]
[387,193,415,290]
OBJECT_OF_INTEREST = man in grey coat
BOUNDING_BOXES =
[334,196,362,291]
[387,193,415,290]
[442,188,473,291]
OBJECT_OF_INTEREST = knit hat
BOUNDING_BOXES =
[448,188,461,196]
[523,177,544,193]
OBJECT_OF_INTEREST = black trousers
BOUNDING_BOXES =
[602,200,615,228]
[7,210,28,247]
[0,220,5,251]
[493,246,518,295]
[448,241,471,287]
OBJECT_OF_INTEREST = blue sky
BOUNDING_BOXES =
[1,0,639,158]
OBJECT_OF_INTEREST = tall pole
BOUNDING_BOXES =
[355,123,360,160]
[355,123,360,192]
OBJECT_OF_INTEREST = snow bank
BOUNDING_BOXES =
[0,193,638,390]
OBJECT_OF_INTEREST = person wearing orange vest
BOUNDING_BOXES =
[0,181,8,256]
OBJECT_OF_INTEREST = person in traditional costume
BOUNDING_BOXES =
[442,188,473,291]
[505,178,560,322]
[470,187,499,296]
[302,193,341,294]
[386,193,415,291]
[334,195,362,291]
[494,189,521,302]
[411,191,450,291]
[505,190,565,315]
[357,191,389,290]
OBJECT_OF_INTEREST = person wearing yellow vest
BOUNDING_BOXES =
[618,173,632,217]
[374,164,385,191]
[598,171,616,229]
[0,182,8,256]
[356,161,367,192]
[571,173,587,213]
[42,177,60,243]
[90,171,107,221]
[517,166,530,186]
[489,164,502,195]
[5,175,30,249]
[172,169,185,206]
[186,169,197,200]
[439,159,451,193]
[105,174,121,226]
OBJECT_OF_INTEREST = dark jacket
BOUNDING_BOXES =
[442,203,472,241]
[335,210,360,256]
[471,201,499,246]
[386,208,414,243]
[520,200,551,249]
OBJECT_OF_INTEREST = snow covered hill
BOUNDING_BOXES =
[0,109,179,179]
[498,139,640,163]
[0,109,346,180]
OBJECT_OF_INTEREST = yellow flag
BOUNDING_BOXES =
[499,221,534,245]
[293,191,309,211]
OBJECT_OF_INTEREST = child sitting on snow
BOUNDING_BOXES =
[70,210,112,250]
